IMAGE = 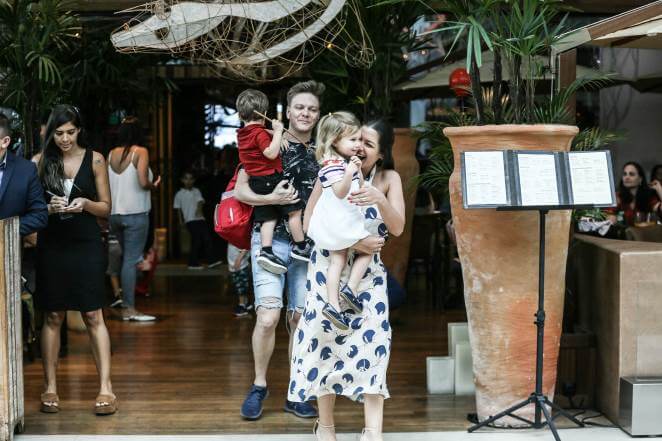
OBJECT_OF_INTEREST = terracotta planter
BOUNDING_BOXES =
[381,128,419,287]
[443,124,578,426]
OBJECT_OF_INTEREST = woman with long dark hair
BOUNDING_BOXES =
[290,117,404,441]
[607,161,661,226]
[107,116,160,321]
[32,105,117,415]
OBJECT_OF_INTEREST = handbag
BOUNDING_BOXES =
[214,165,253,250]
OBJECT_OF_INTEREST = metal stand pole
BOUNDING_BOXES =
[468,210,584,441]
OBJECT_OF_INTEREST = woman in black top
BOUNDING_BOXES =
[33,105,117,415]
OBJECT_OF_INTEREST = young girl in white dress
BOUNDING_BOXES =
[308,111,371,330]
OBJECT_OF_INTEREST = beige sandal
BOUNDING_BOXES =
[360,427,380,441]
[40,392,60,413]
[313,419,335,440]
[94,394,118,416]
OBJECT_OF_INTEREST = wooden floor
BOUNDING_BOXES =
[22,265,472,435]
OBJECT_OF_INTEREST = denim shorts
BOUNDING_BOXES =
[250,230,307,312]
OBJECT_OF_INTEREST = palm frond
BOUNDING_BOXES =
[572,127,625,151]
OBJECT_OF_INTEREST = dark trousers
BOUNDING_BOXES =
[186,220,216,266]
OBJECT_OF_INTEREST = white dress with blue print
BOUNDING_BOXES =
[288,171,391,403]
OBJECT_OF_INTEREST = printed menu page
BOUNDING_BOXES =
[464,151,508,206]
[517,153,559,206]
[568,152,614,205]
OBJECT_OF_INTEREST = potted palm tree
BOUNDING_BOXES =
[409,0,617,426]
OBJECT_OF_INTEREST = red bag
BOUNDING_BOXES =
[214,165,253,250]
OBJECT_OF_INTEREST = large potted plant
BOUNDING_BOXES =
[412,0,616,426]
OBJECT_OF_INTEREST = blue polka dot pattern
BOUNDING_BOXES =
[287,199,391,403]
[307,368,319,381]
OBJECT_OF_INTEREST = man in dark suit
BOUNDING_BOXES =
[0,113,48,235]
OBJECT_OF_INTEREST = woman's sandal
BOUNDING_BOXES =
[40,392,60,413]
[360,427,380,441]
[94,394,118,416]
[313,419,335,441]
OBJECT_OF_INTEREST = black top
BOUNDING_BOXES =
[263,140,319,240]
[35,149,107,312]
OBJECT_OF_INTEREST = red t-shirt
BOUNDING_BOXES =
[237,124,283,176]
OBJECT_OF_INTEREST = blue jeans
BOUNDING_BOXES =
[250,231,307,313]
[110,212,149,307]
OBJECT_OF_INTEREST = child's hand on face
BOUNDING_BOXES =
[271,119,284,133]
[347,156,362,174]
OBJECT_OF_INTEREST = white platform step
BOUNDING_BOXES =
[15,428,631,441]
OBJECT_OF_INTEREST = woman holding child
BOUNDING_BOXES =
[289,114,405,441]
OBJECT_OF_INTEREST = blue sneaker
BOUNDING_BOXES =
[240,384,269,420]
[284,400,318,418]
[322,303,349,330]
[340,285,363,313]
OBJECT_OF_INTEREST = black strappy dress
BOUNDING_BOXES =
[35,149,107,312]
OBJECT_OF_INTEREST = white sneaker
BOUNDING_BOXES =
[207,260,223,268]
[188,265,204,270]
[128,312,156,322]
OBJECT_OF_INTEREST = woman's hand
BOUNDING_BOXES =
[352,235,385,254]
[48,195,68,214]
[152,175,162,189]
[348,184,386,206]
[271,180,300,205]
[63,197,88,213]
[650,179,662,197]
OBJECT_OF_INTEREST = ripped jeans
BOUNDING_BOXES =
[250,230,307,314]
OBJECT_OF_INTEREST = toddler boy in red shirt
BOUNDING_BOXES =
[236,89,309,274]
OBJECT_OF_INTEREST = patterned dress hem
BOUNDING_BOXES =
[287,387,390,404]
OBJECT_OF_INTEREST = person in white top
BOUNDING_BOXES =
[173,171,221,270]
[107,116,160,322]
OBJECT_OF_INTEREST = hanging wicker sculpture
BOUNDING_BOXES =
[110,0,374,82]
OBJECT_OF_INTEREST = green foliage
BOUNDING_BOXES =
[0,0,79,155]
[310,0,428,120]
[571,127,624,152]
[532,76,614,124]
[413,0,576,123]
[416,79,623,195]
[0,1,175,155]
[573,207,607,221]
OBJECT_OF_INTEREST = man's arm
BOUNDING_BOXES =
[19,163,48,236]
[233,168,300,207]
